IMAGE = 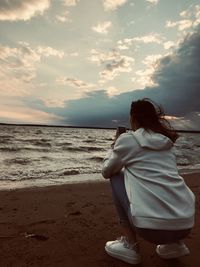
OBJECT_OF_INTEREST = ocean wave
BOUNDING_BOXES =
[103,137,113,141]
[16,138,52,146]
[89,156,104,162]
[62,146,104,152]
[83,139,96,143]
[61,170,80,175]
[23,147,50,152]
[80,146,104,151]
[35,130,43,134]
[0,135,13,141]
[31,140,51,147]
[56,142,72,146]
[0,146,51,152]
[62,146,84,152]
[4,158,31,165]
[0,146,21,152]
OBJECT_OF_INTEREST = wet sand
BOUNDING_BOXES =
[0,172,199,267]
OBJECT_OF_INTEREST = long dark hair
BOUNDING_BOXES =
[130,98,178,142]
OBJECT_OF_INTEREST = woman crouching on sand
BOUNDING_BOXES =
[102,98,195,264]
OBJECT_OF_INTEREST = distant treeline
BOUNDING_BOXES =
[0,123,199,133]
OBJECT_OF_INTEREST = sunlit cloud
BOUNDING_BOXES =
[146,0,159,5]
[56,76,96,89]
[106,86,119,96]
[0,43,65,81]
[55,10,72,23]
[36,46,65,58]
[163,41,175,50]
[133,33,162,44]
[89,49,121,64]
[142,54,163,66]
[0,104,62,124]
[0,0,50,21]
[193,5,200,26]
[166,5,200,31]
[0,43,65,97]
[117,33,162,50]
[180,8,192,18]
[166,19,193,31]
[135,69,156,88]
[100,56,134,82]
[102,0,127,11]
[0,44,40,86]
[92,21,112,34]
[62,0,80,7]
[134,54,162,88]
[180,4,200,21]
[89,49,134,82]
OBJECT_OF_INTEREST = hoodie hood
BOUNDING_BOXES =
[133,128,173,150]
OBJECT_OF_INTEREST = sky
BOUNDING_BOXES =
[0,0,200,129]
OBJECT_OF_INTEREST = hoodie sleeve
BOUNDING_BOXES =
[102,133,137,179]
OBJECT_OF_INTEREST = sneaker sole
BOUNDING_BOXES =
[105,245,141,264]
[156,245,190,259]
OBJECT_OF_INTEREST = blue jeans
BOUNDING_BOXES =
[110,171,134,228]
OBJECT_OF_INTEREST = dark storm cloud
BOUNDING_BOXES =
[151,29,200,116]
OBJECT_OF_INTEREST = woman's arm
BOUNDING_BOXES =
[101,147,124,179]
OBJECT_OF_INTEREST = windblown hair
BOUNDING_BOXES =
[130,98,178,142]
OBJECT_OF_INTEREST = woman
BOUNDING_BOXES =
[102,98,195,265]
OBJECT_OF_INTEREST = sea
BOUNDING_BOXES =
[0,125,200,190]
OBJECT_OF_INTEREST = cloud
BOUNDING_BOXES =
[166,19,193,31]
[0,0,50,21]
[100,56,134,82]
[163,41,175,50]
[134,54,162,87]
[102,0,127,11]
[62,0,79,7]
[150,29,200,117]
[107,86,120,96]
[36,46,65,58]
[193,5,200,27]
[0,43,40,86]
[0,43,65,97]
[55,10,72,23]
[89,49,134,82]
[56,0,79,22]
[133,33,162,43]
[43,28,200,129]
[146,0,159,5]
[117,33,162,50]
[166,5,200,31]
[56,77,96,89]
[89,49,120,64]
[92,21,112,34]
[0,102,62,124]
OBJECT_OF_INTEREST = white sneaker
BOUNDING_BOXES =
[105,236,141,264]
[156,241,190,259]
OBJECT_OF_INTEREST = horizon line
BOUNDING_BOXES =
[0,122,200,133]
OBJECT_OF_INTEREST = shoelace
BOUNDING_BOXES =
[116,236,139,250]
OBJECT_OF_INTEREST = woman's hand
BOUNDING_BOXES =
[111,127,126,148]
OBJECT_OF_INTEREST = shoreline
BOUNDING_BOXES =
[0,171,199,266]
[0,168,200,191]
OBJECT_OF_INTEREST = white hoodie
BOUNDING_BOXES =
[102,128,195,230]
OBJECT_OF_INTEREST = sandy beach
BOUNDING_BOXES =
[0,172,199,267]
